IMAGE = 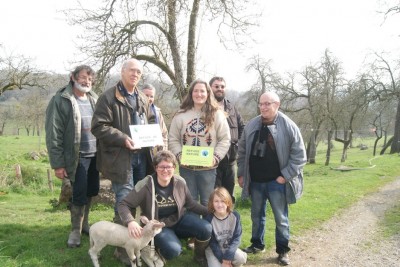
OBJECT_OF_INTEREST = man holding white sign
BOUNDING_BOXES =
[91,58,155,265]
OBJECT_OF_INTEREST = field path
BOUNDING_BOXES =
[245,177,400,266]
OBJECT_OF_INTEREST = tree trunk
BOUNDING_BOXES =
[307,130,317,164]
[325,130,333,166]
[0,122,5,135]
[373,137,382,156]
[340,141,350,162]
[390,99,400,154]
[380,136,393,155]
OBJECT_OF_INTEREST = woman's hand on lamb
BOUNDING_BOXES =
[127,220,143,239]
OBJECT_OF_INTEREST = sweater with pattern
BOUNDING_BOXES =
[168,108,231,167]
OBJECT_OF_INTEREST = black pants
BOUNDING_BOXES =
[71,157,99,206]
[215,158,236,201]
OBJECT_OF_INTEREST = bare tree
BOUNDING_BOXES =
[0,50,47,96]
[381,1,400,18]
[366,53,400,154]
[332,77,372,162]
[66,0,258,101]
[0,104,13,135]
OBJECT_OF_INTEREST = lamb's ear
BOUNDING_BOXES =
[153,222,165,229]
[140,216,149,224]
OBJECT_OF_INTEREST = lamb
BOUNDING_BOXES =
[88,216,165,267]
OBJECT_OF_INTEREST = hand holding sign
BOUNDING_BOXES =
[129,124,163,149]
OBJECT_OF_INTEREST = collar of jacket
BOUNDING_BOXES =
[222,98,234,113]
[114,82,139,105]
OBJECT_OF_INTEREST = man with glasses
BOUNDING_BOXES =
[237,91,307,265]
[91,58,155,265]
[209,76,245,203]
[45,65,99,248]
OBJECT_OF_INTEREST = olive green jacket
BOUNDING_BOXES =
[45,83,98,181]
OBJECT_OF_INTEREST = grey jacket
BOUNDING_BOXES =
[45,83,98,182]
[237,111,307,204]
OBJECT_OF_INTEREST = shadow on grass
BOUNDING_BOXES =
[0,223,201,267]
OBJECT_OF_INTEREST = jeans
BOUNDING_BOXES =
[111,152,147,213]
[179,167,216,206]
[215,159,236,202]
[154,213,212,260]
[71,157,99,206]
[250,180,290,254]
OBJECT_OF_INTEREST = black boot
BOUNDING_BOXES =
[194,238,210,267]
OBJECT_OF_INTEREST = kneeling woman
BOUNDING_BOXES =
[118,150,211,265]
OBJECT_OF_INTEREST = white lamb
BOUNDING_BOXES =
[88,217,165,267]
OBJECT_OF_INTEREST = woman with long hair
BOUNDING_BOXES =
[169,78,230,207]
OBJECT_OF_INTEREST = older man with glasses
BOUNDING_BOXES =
[237,91,307,266]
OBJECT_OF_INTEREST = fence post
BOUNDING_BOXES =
[47,169,53,192]
[15,164,22,183]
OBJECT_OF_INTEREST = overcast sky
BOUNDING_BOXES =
[1,0,399,92]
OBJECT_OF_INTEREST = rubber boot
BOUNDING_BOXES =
[82,197,92,235]
[67,204,84,248]
[194,238,210,267]
[113,213,132,265]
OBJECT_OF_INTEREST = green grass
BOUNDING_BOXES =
[0,135,399,266]
[380,203,400,238]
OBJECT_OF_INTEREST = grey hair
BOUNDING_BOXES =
[261,91,280,103]
[142,83,156,92]
[121,58,143,71]
[70,65,95,85]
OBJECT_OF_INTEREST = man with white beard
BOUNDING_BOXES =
[45,65,100,248]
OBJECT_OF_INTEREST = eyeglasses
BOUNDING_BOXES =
[258,101,276,108]
[156,165,174,171]
[213,85,225,89]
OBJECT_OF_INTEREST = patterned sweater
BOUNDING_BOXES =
[168,108,231,167]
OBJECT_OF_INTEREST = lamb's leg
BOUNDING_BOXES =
[88,240,106,267]
[126,248,137,267]
[136,249,142,267]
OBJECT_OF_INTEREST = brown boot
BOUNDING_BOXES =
[67,204,84,248]
[194,238,210,267]
[82,197,92,235]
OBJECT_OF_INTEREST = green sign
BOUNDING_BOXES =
[181,145,214,167]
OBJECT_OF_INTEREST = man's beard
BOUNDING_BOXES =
[75,83,92,93]
[214,92,225,102]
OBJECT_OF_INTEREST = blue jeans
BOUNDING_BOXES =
[154,213,212,260]
[111,152,147,213]
[250,181,290,254]
[71,157,99,206]
[179,167,216,206]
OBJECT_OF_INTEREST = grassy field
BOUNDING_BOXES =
[0,135,399,266]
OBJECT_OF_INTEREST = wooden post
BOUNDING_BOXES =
[15,164,22,183]
[47,169,53,192]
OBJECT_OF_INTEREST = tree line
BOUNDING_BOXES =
[0,0,399,163]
